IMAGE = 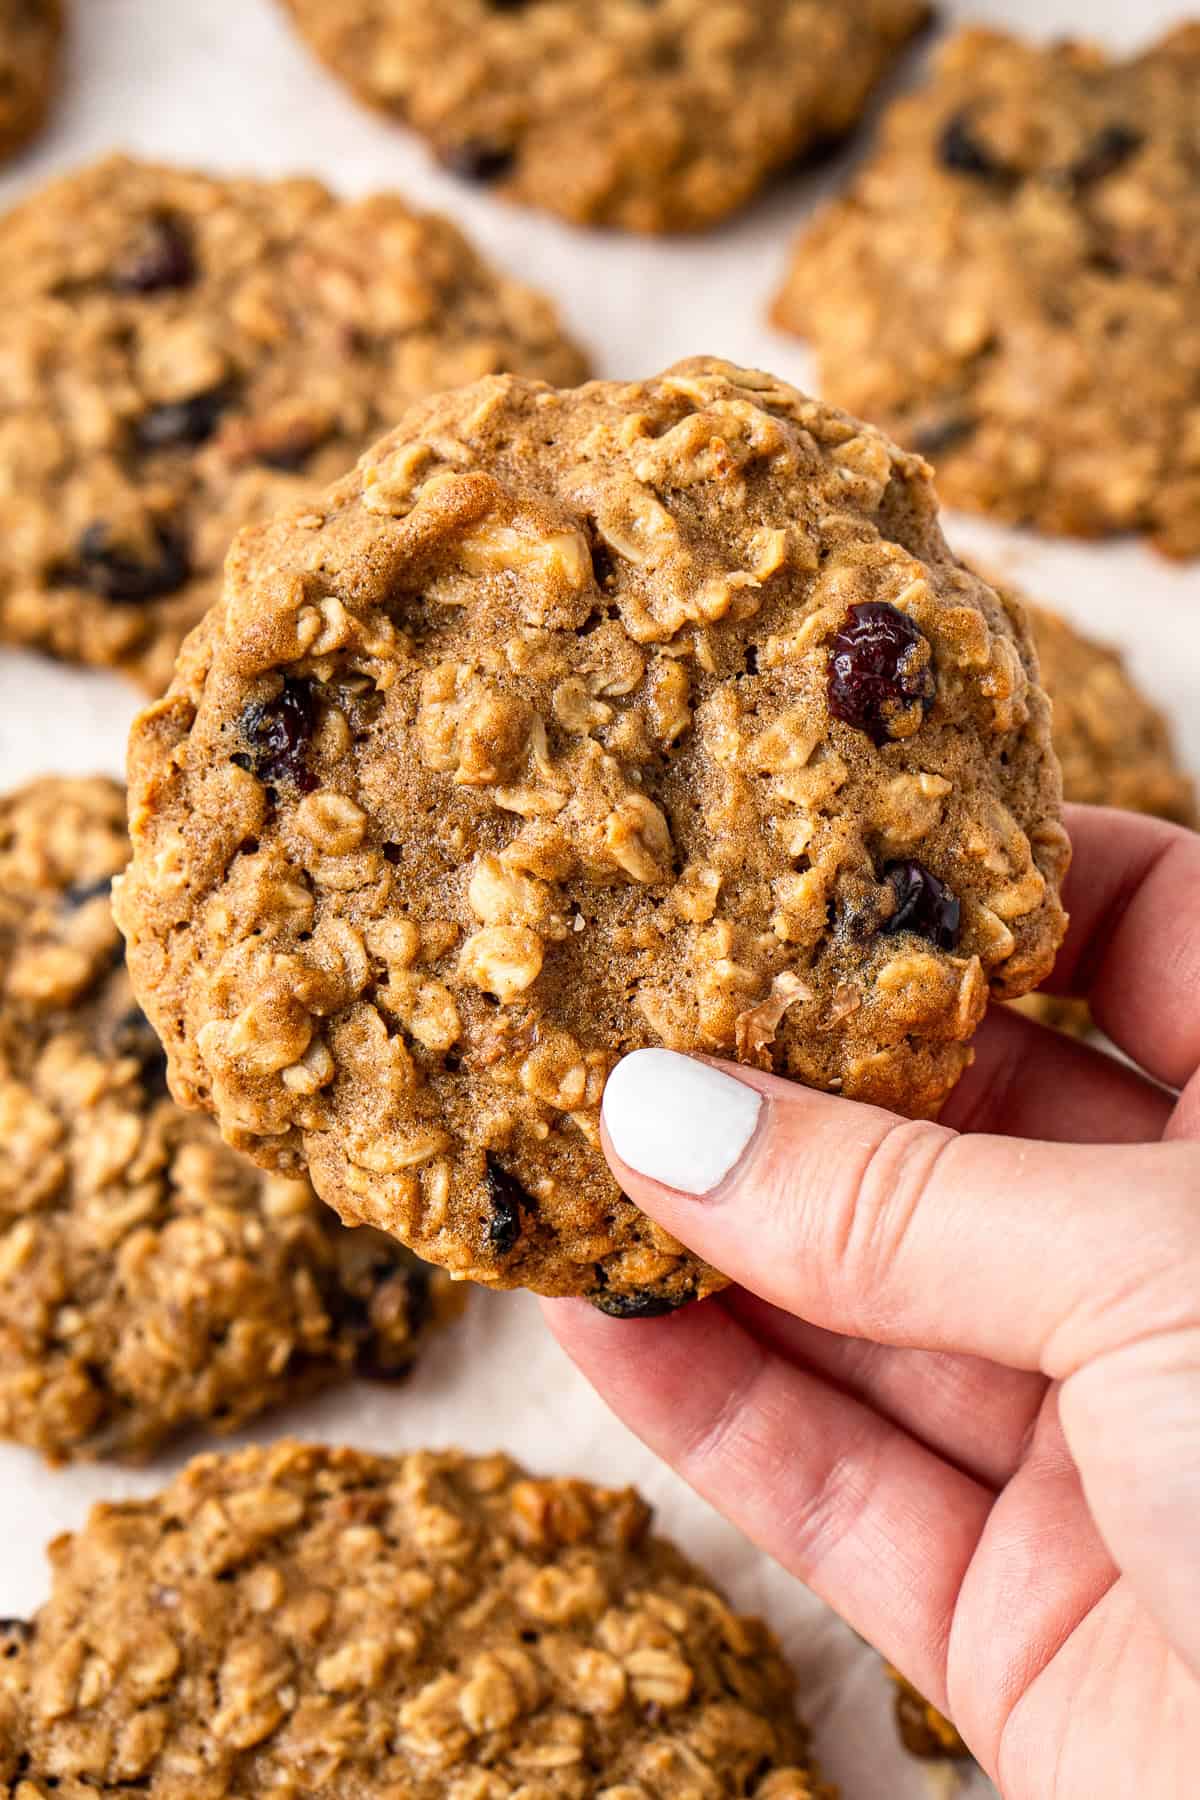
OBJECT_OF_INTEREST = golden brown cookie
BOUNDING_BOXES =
[0,155,588,690]
[1028,600,1196,827]
[0,1439,836,1798]
[772,25,1200,557]
[1009,594,1195,1034]
[0,776,459,1465]
[279,0,931,233]
[0,0,62,163]
[116,359,1069,1311]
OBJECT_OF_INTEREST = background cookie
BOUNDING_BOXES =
[0,0,62,164]
[0,1439,835,1797]
[117,360,1069,1311]
[278,0,932,234]
[1010,593,1195,1034]
[0,776,459,1464]
[0,155,588,690]
[1027,597,1196,827]
[772,25,1200,557]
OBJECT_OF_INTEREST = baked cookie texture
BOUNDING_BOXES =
[1027,598,1196,827]
[0,0,61,164]
[0,1439,836,1798]
[1013,595,1195,1035]
[278,0,932,234]
[117,360,1069,1310]
[0,155,588,691]
[772,25,1200,557]
[0,776,459,1465]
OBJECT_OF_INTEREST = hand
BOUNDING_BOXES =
[543,804,1200,1800]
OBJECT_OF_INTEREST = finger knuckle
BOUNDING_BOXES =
[827,1117,954,1301]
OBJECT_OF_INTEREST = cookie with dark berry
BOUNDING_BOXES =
[773,25,1200,556]
[116,359,1069,1310]
[0,155,587,689]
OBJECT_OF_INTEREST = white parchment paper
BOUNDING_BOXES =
[1,3,1196,1793]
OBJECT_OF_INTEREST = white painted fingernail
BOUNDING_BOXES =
[602,1050,763,1196]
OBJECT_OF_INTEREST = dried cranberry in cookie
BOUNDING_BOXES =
[117,359,1069,1307]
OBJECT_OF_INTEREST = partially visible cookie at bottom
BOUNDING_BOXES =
[0,0,62,163]
[0,776,460,1464]
[0,1439,836,1798]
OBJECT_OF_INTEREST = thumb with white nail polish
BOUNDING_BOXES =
[602,1048,763,1198]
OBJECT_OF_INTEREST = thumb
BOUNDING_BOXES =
[600,1049,1200,1671]
[601,1049,1197,1379]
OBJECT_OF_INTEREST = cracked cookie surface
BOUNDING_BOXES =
[0,776,458,1465]
[0,1439,835,1799]
[773,25,1200,556]
[0,0,61,163]
[278,0,931,234]
[0,155,588,690]
[117,359,1069,1309]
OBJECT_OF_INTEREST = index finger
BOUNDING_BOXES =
[1047,805,1200,1092]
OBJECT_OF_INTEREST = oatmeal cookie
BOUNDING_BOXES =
[116,359,1069,1310]
[278,0,931,234]
[0,155,588,691]
[0,0,61,164]
[1028,599,1196,827]
[0,1439,836,1799]
[1012,593,1195,1035]
[0,776,459,1465]
[772,25,1200,557]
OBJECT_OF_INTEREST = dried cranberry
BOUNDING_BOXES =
[483,1154,531,1257]
[589,1280,695,1320]
[135,385,230,452]
[62,874,114,910]
[348,1263,433,1380]
[0,1619,31,1659]
[111,213,196,294]
[828,601,936,746]
[441,138,517,183]
[1069,124,1144,188]
[881,860,962,952]
[938,112,1014,185]
[233,679,319,793]
[75,521,191,604]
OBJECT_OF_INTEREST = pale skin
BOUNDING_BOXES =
[543,805,1200,1800]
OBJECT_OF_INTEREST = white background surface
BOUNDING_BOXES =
[0,3,1196,1795]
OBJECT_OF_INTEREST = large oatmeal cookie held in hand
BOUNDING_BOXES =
[0,1440,835,1798]
[117,360,1070,1310]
